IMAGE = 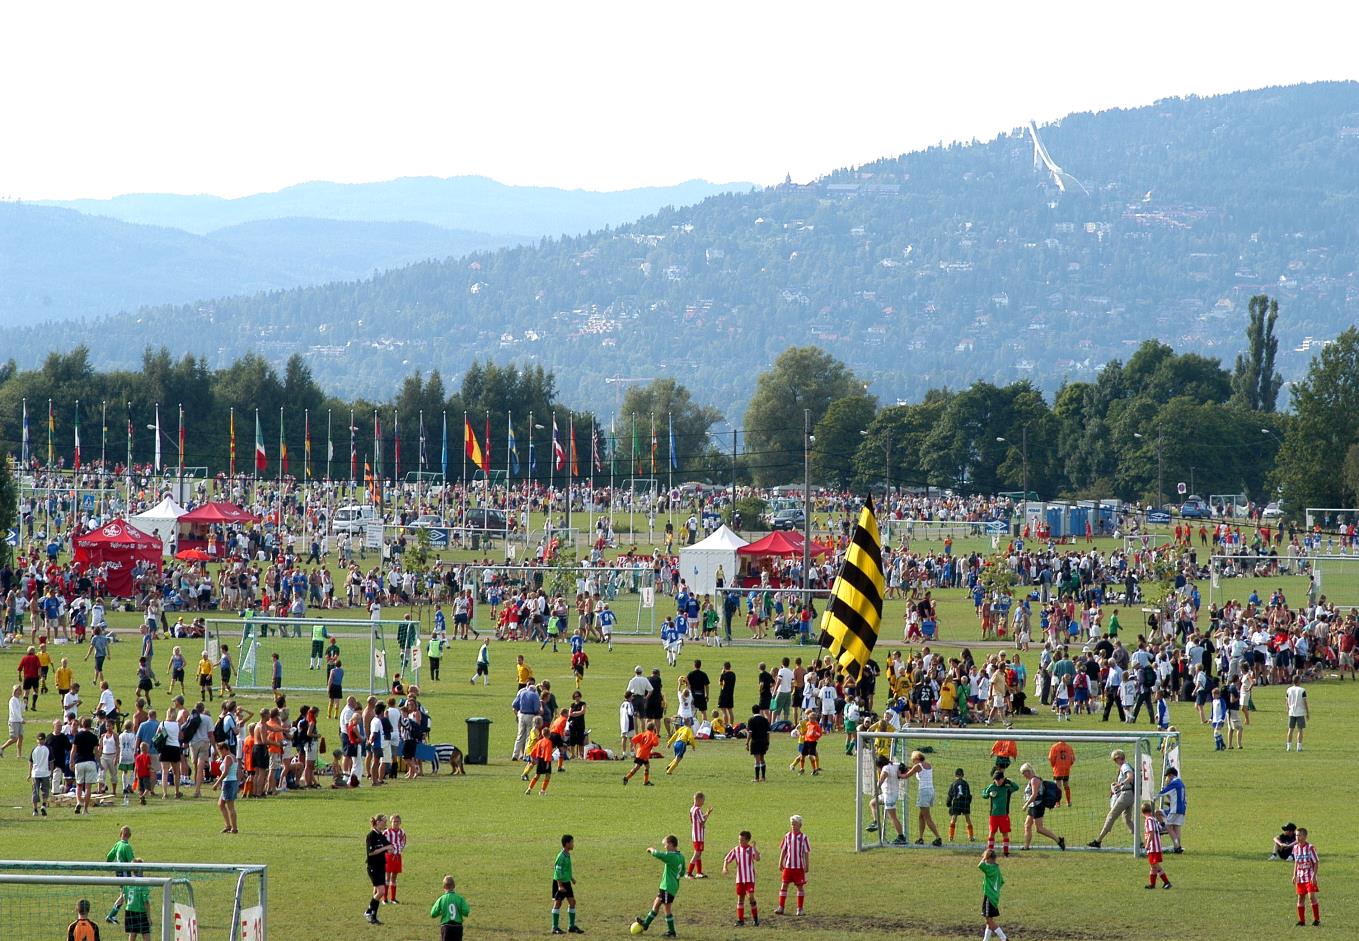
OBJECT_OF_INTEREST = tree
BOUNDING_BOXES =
[744,347,863,485]
[618,379,723,480]
[0,457,15,567]
[853,392,953,492]
[811,393,877,488]
[1232,295,1282,412]
[1275,327,1359,511]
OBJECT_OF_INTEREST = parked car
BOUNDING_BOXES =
[770,508,806,531]
[407,514,447,529]
[1262,501,1284,519]
[333,504,378,535]
[1179,496,1212,519]
[464,507,509,531]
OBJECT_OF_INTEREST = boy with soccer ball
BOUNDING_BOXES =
[632,835,684,937]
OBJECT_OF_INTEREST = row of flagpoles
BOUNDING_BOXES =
[19,399,685,483]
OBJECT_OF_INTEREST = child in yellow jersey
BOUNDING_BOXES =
[788,717,809,773]
[666,722,697,775]
[37,643,54,693]
[55,658,74,696]
[939,677,958,724]
[521,717,543,781]
[198,654,215,701]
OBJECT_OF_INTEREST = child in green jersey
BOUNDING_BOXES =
[552,834,584,934]
[978,847,1007,941]
[633,835,684,937]
[429,875,469,941]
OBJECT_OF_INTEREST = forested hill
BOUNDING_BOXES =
[17,82,1359,416]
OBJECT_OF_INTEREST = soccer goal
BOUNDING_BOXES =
[0,860,267,940]
[202,616,419,696]
[853,728,1181,856]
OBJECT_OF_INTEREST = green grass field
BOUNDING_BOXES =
[1,547,1352,940]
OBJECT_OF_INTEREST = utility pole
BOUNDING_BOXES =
[730,427,737,531]
[1021,424,1028,503]
[1157,432,1164,508]
[802,408,811,594]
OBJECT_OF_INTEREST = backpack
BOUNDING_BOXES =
[292,719,308,750]
[213,716,229,745]
[1041,779,1062,809]
[183,714,202,742]
[151,724,168,751]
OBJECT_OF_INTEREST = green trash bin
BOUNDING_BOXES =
[465,717,492,765]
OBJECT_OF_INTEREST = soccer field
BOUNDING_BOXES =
[2,577,1354,940]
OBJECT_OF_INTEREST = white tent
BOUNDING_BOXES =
[131,496,187,555]
[678,525,748,595]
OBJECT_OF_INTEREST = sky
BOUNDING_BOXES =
[2,1,1356,200]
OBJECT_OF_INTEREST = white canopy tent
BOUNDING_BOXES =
[131,496,187,555]
[677,525,748,595]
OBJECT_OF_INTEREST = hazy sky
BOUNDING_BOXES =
[3,1,1355,200]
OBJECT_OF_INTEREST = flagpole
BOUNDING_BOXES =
[73,399,80,524]
[326,408,333,484]
[566,411,574,546]
[303,408,311,551]
[668,410,674,542]
[99,400,107,517]
[461,411,469,544]
[629,415,636,544]
[547,412,554,542]
[440,410,448,523]
[526,410,533,551]
[609,416,616,547]
[505,410,513,546]
[587,416,595,544]
[177,402,184,502]
[417,409,425,514]
[253,408,260,504]
[278,406,284,548]
[126,402,133,517]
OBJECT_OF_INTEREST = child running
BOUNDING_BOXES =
[384,814,408,902]
[776,814,810,916]
[978,847,1008,941]
[430,875,470,941]
[551,834,583,934]
[1141,802,1171,890]
[1292,827,1320,926]
[665,722,697,776]
[687,793,711,879]
[624,721,659,786]
[632,835,685,937]
[722,831,761,927]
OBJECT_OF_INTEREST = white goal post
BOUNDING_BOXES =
[854,728,1181,856]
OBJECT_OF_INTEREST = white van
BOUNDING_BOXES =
[333,504,378,535]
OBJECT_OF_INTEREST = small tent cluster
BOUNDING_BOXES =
[72,520,163,597]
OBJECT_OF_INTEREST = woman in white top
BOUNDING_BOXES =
[866,754,907,844]
[99,723,119,796]
[676,678,695,726]
[902,750,943,846]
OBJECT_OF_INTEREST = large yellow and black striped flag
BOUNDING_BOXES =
[817,495,885,678]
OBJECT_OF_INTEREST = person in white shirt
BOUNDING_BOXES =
[1285,682,1309,751]
[774,660,795,721]
[63,684,83,717]
[97,682,116,718]
[2,686,25,758]
[29,732,52,815]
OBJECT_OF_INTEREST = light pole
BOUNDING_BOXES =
[860,427,892,500]
[996,427,1029,500]
[147,424,182,497]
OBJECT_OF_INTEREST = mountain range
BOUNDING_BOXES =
[11,82,1359,418]
[1,177,750,325]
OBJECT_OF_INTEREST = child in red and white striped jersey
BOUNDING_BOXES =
[776,815,810,916]
[1140,802,1171,890]
[384,815,407,903]
[687,793,712,878]
[1292,828,1320,927]
[723,831,761,927]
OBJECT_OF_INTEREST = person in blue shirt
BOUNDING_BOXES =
[597,605,616,652]
[674,613,689,639]
[568,632,585,656]
[1156,767,1186,853]
[434,606,448,637]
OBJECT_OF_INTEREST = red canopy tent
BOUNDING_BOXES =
[177,501,260,525]
[737,530,829,557]
[72,520,163,597]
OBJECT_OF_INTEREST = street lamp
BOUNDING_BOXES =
[1134,431,1164,508]
[996,428,1029,502]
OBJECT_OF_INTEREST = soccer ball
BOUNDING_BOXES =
[630,920,644,935]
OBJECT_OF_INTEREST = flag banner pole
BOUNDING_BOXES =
[816,495,886,679]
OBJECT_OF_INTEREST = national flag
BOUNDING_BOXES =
[418,411,427,471]
[229,408,236,478]
[591,422,603,473]
[508,414,520,476]
[569,418,579,478]
[304,410,312,479]
[440,411,448,481]
[668,413,678,471]
[153,404,162,471]
[365,460,378,504]
[20,399,29,466]
[551,415,565,471]
[126,404,134,469]
[326,410,334,464]
[373,412,383,481]
[464,415,488,473]
[72,402,81,470]
[279,410,288,476]
[817,495,886,679]
[254,410,266,472]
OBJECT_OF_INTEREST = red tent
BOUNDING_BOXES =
[737,530,829,557]
[178,501,260,524]
[72,520,163,597]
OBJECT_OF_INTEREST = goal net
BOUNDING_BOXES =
[854,728,1181,856]
[202,617,419,696]
[0,861,267,940]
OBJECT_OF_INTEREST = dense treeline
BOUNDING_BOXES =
[5,309,1359,514]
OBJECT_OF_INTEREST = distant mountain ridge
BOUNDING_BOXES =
[14,82,1359,419]
[38,176,756,237]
